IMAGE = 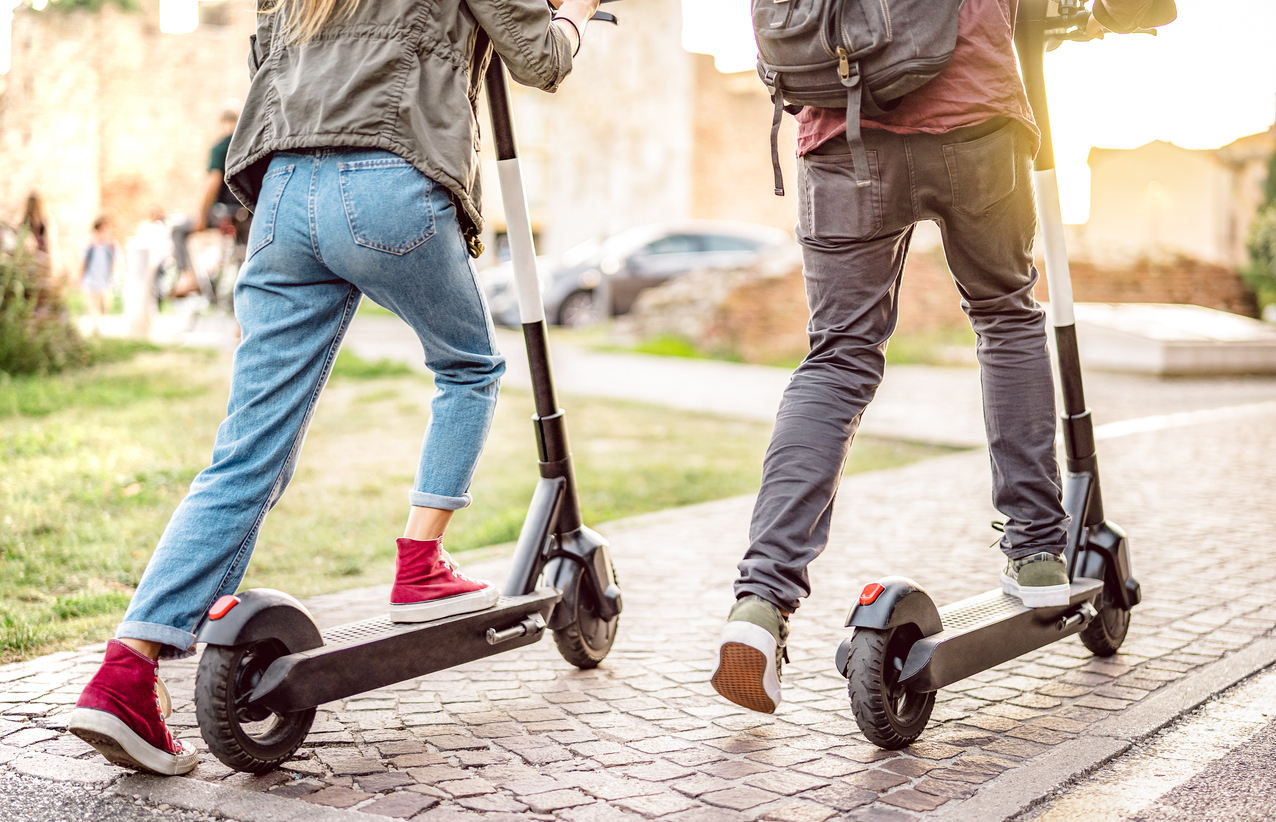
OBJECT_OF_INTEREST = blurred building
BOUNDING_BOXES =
[0,0,256,278]
[1072,123,1276,269]
[0,0,798,278]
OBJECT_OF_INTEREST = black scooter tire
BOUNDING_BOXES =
[195,640,315,773]
[1079,593,1130,657]
[848,626,934,750]
[551,563,619,669]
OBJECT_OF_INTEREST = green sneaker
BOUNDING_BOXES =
[711,595,789,713]
[1001,552,1070,607]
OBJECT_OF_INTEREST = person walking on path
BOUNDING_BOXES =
[712,0,1176,715]
[67,0,599,776]
[78,216,118,335]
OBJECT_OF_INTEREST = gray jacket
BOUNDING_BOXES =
[225,0,574,252]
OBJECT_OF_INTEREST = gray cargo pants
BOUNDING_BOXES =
[735,118,1068,614]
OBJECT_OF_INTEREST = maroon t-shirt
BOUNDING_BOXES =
[795,0,1039,155]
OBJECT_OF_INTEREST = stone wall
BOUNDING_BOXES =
[0,1,255,279]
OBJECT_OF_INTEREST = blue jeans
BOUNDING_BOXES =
[119,150,504,655]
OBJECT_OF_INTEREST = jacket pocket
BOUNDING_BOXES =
[339,158,436,255]
[245,163,294,264]
[943,123,1017,215]
[798,150,883,242]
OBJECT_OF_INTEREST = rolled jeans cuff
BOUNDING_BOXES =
[408,490,471,511]
[116,621,198,660]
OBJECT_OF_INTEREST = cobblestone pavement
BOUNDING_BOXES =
[2,392,1275,820]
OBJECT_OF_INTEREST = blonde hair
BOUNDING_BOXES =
[263,0,363,44]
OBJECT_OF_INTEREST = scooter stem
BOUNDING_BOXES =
[485,56,585,537]
[1016,0,1103,527]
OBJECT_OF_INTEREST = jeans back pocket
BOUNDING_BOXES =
[245,163,295,263]
[798,151,883,242]
[943,124,1017,216]
[338,158,436,255]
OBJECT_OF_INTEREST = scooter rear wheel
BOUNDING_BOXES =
[551,562,619,669]
[196,639,315,773]
[848,625,934,749]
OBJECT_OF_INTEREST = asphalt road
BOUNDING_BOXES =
[1023,665,1276,822]
[0,771,227,822]
[1126,717,1276,822]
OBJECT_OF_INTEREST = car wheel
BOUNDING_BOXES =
[557,290,600,327]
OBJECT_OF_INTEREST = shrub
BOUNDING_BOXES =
[1244,204,1276,314]
[0,238,87,377]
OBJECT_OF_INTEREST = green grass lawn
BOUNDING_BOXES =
[0,347,956,662]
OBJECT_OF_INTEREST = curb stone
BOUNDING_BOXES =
[10,750,127,784]
[927,638,1276,821]
[111,774,403,822]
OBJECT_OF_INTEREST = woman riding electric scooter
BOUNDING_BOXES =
[67,0,600,776]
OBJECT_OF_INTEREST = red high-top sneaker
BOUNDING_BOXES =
[68,640,198,775]
[390,537,499,623]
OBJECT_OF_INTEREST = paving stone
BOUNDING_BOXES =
[1074,695,1134,711]
[2,728,59,747]
[913,778,977,801]
[523,788,597,812]
[666,808,751,822]
[614,790,702,816]
[267,779,325,799]
[619,761,695,782]
[454,750,510,767]
[391,752,447,768]
[408,764,473,784]
[744,748,820,767]
[760,799,838,822]
[699,760,771,780]
[359,791,439,818]
[456,794,529,813]
[791,757,867,778]
[880,758,939,778]
[981,737,1051,759]
[560,802,649,822]
[1006,724,1069,745]
[664,748,727,768]
[356,772,416,793]
[743,770,830,796]
[565,772,663,800]
[669,774,736,798]
[701,785,779,811]
[844,769,910,792]
[328,757,386,776]
[428,734,491,750]
[878,788,950,812]
[302,786,375,809]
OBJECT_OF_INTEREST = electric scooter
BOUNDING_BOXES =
[836,0,1143,750]
[190,11,623,773]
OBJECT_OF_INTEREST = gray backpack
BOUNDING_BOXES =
[753,0,967,194]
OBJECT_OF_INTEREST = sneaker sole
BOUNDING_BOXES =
[1001,574,1071,608]
[711,622,781,714]
[67,707,197,776]
[389,585,500,623]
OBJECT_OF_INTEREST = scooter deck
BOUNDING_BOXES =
[249,588,561,713]
[898,578,1102,693]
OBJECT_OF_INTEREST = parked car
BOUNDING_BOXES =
[479,221,792,327]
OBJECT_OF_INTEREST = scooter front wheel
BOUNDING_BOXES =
[552,562,619,669]
[196,639,315,772]
[848,625,934,749]
[1079,591,1130,657]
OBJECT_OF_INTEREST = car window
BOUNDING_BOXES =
[702,235,759,253]
[643,235,702,256]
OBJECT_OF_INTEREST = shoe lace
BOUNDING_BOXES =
[153,677,178,754]
[438,549,480,585]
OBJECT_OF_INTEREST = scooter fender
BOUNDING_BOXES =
[545,527,623,631]
[1074,521,1141,610]
[835,577,941,677]
[195,588,324,654]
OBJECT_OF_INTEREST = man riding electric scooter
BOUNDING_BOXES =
[712,0,1177,716]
